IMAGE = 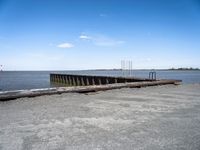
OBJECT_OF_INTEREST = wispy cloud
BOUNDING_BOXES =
[57,42,74,48]
[79,35,91,40]
[79,33,125,47]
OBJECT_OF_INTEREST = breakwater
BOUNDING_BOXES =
[50,73,152,86]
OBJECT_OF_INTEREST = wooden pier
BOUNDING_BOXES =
[50,73,152,86]
[0,74,181,101]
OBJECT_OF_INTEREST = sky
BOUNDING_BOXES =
[0,0,200,70]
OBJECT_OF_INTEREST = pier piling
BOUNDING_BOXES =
[50,73,153,87]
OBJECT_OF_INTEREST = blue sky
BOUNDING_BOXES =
[0,0,200,70]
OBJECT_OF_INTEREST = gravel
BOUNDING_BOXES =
[0,84,200,150]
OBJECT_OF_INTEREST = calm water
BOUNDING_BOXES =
[0,70,200,91]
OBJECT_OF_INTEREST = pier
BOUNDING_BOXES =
[0,73,181,101]
[50,73,152,86]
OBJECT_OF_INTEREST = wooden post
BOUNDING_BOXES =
[98,78,102,85]
[72,76,75,86]
[86,78,89,85]
[92,77,95,85]
[115,78,117,83]
[69,76,72,86]
[76,76,80,86]
[106,78,109,84]
[65,76,68,85]
[81,77,85,86]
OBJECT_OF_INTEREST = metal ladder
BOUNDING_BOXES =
[149,70,156,80]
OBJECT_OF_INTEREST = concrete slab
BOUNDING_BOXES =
[0,84,200,150]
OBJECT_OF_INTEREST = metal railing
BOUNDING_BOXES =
[149,70,156,80]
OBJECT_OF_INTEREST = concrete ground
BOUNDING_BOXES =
[0,84,200,150]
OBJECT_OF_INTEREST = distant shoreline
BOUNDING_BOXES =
[0,68,200,72]
[168,68,200,71]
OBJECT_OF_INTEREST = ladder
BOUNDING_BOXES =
[149,70,156,80]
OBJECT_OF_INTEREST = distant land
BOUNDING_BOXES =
[92,68,200,71]
[93,68,200,71]
[80,68,200,71]
[169,67,200,71]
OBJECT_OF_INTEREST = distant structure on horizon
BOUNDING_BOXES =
[121,60,132,77]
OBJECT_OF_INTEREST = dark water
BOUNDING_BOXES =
[0,70,200,91]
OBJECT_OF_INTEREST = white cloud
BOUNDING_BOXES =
[57,42,74,48]
[79,33,125,47]
[79,35,92,40]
